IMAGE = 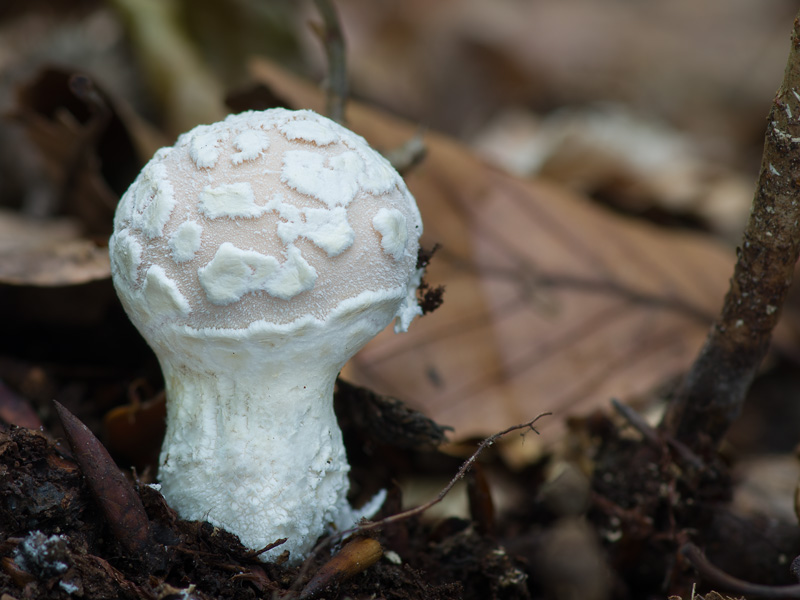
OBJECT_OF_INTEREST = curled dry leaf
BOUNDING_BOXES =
[53,401,152,558]
[300,537,383,599]
[248,59,733,446]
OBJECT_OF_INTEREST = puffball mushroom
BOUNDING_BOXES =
[109,109,423,562]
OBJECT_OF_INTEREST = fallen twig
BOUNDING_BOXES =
[357,413,549,532]
[291,413,551,591]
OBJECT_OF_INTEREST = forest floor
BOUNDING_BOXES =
[4,2,800,599]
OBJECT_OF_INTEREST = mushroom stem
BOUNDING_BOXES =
[150,290,405,563]
[159,354,351,562]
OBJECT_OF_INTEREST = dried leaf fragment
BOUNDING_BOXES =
[53,401,151,558]
[102,388,165,470]
[467,461,495,536]
[299,537,383,599]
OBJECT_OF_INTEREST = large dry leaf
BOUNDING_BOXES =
[249,59,734,443]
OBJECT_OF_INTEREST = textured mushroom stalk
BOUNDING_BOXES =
[109,109,423,562]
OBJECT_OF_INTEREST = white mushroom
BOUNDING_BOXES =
[109,109,423,562]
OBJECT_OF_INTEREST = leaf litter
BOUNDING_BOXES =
[3,3,800,599]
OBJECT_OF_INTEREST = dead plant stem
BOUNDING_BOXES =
[661,12,800,450]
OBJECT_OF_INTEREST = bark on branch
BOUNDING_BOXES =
[661,13,800,450]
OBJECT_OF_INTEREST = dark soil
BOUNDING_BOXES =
[0,369,530,600]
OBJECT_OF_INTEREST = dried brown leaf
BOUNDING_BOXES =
[300,537,383,599]
[53,401,151,558]
[466,462,495,536]
[102,389,165,471]
[249,59,733,445]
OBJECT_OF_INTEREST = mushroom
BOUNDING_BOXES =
[109,109,423,562]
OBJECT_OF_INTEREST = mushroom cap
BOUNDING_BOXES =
[110,109,423,348]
